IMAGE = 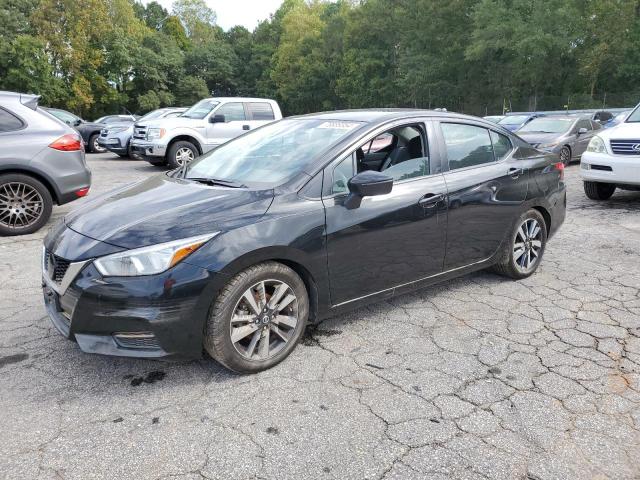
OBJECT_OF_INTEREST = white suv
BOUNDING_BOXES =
[130,98,282,168]
[581,103,640,200]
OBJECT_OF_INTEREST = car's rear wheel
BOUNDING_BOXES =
[204,262,309,373]
[167,141,198,169]
[491,209,547,279]
[90,134,106,153]
[559,146,571,166]
[0,173,53,236]
[584,181,615,200]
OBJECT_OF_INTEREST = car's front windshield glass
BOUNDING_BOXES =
[499,115,529,125]
[181,100,220,119]
[519,118,573,133]
[140,109,167,121]
[625,105,640,123]
[185,119,364,188]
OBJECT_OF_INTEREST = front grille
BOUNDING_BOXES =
[610,139,640,155]
[133,124,147,141]
[590,164,613,171]
[113,333,161,350]
[44,250,71,284]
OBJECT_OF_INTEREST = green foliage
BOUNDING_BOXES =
[0,0,638,117]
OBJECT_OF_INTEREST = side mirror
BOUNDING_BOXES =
[578,127,588,135]
[210,114,226,124]
[344,171,393,210]
[73,119,82,126]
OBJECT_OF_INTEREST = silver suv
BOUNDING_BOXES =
[130,97,282,168]
[0,91,91,236]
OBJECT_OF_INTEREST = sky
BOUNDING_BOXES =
[149,0,284,31]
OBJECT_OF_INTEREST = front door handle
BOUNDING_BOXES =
[418,193,444,206]
[242,125,250,131]
[509,167,524,178]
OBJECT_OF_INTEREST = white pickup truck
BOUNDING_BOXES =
[130,97,282,168]
[581,103,640,200]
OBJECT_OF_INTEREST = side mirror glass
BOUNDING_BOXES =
[74,119,82,126]
[344,171,393,209]
[210,114,226,124]
[578,127,588,135]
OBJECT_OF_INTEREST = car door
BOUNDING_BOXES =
[323,120,448,306]
[244,102,277,132]
[205,102,248,148]
[437,121,528,270]
[573,118,595,157]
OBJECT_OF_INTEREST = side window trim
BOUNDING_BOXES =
[322,152,355,199]
[488,129,514,163]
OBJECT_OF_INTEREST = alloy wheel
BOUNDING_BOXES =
[175,147,195,166]
[513,218,542,273]
[229,279,299,361]
[560,147,570,166]
[0,182,44,230]
[93,137,106,153]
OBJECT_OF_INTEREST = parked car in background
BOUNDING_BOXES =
[590,110,614,125]
[94,115,137,124]
[604,110,631,129]
[517,115,601,165]
[98,107,186,158]
[483,115,505,123]
[0,91,91,235]
[44,108,110,153]
[581,103,640,200]
[130,98,282,168]
[498,113,545,132]
[43,109,565,372]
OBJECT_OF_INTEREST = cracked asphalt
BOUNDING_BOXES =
[1,153,640,480]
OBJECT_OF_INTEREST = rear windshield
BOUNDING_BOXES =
[499,115,529,125]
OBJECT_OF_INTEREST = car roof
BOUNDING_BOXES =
[533,115,581,121]
[288,108,488,125]
[205,97,278,103]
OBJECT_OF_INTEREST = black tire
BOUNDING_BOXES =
[117,153,128,158]
[584,181,615,200]
[89,133,106,153]
[0,173,53,236]
[491,209,547,280]
[204,262,309,373]
[559,146,571,166]
[167,141,198,169]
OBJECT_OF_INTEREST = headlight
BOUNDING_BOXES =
[93,233,218,277]
[146,128,165,141]
[537,142,558,149]
[586,135,607,153]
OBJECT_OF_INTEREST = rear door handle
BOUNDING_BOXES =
[242,125,250,131]
[418,193,444,206]
[509,167,524,178]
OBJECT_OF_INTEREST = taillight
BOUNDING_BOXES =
[553,162,564,181]
[49,134,82,151]
[75,187,90,197]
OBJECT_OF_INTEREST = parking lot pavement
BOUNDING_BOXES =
[1,153,639,480]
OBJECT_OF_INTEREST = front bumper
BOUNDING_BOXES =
[98,135,129,155]
[581,151,640,185]
[42,251,227,360]
[130,140,167,160]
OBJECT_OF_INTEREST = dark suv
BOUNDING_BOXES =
[0,91,91,235]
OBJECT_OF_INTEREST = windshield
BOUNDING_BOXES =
[498,115,530,125]
[626,105,640,123]
[185,119,364,188]
[139,109,169,121]
[181,100,220,119]
[519,118,573,133]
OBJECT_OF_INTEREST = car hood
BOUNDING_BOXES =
[597,121,640,139]
[104,122,133,130]
[64,174,275,250]
[81,121,107,129]
[517,132,563,145]
[138,117,202,129]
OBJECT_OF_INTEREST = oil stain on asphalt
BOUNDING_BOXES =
[0,353,28,369]
[129,370,166,386]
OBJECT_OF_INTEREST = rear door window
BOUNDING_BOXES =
[247,102,275,121]
[0,108,24,132]
[441,123,495,170]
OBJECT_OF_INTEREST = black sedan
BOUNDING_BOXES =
[42,110,566,373]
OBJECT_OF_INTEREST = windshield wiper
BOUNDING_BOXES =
[187,177,247,188]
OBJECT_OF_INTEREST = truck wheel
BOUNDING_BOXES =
[0,173,53,236]
[584,181,615,200]
[167,141,198,169]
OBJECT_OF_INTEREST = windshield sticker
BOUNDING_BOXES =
[318,121,360,130]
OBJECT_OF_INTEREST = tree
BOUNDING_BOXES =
[172,0,217,42]
[132,0,168,30]
[174,75,210,106]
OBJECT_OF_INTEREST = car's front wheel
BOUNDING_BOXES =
[90,134,106,153]
[491,209,547,279]
[167,141,198,169]
[0,173,53,236]
[584,181,615,200]
[204,262,309,373]
[559,146,571,166]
